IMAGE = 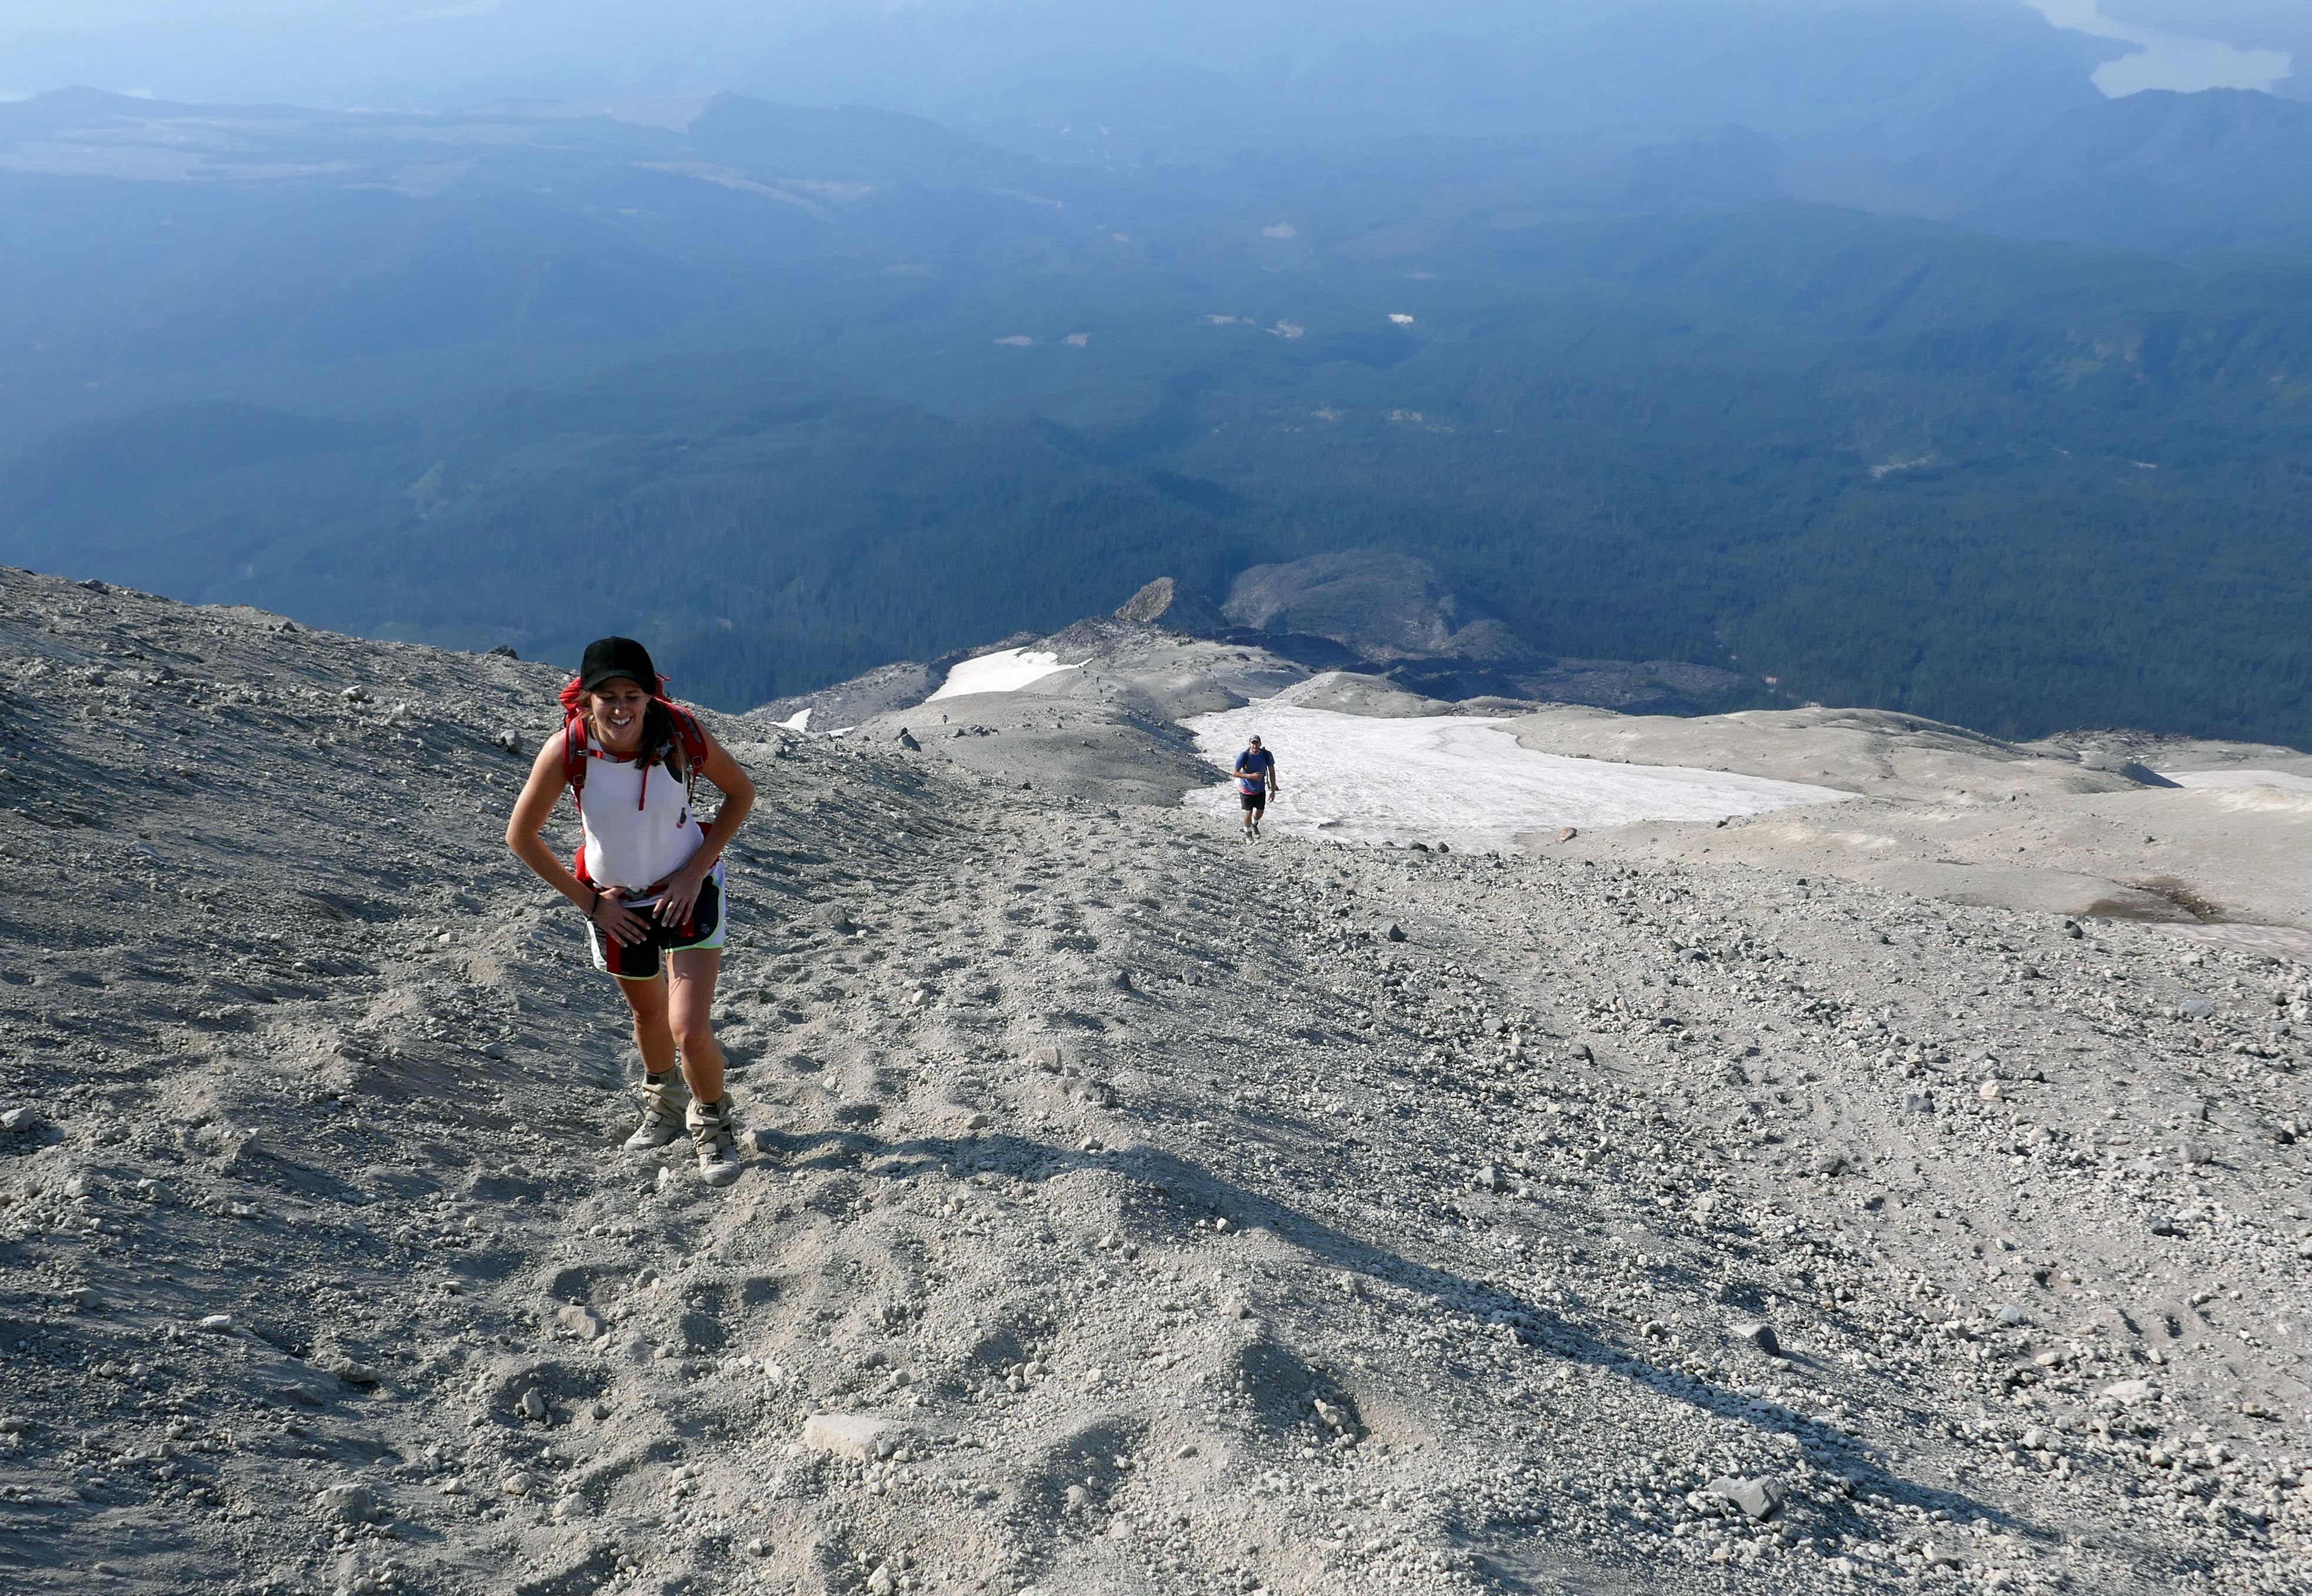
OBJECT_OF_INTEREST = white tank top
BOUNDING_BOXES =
[574,730,705,892]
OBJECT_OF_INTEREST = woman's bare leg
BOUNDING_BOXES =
[617,972,679,1078]
[668,948,725,1103]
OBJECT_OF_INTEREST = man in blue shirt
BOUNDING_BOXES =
[1233,736,1280,839]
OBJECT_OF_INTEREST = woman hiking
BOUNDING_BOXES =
[506,637,758,1186]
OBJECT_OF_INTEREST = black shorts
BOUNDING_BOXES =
[1240,789,1267,813]
[585,863,728,981]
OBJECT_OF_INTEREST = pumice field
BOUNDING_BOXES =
[5,566,2312,1595]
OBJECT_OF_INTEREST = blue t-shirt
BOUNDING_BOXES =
[1234,747,1274,793]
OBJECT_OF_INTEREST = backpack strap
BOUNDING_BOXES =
[561,710,590,812]
[667,704,710,800]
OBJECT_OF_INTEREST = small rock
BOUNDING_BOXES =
[331,1361,380,1387]
[1811,1152,1847,1177]
[1475,1163,1507,1193]
[1995,1304,2026,1327]
[2180,999,2215,1020]
[1901,1090,1934,1114]
[1556,828,1577,844]
[801,1412,895,1461]
[316,1482,377,1522]
[2102,1378,2155,1404]
[2177,1141,2214,1167]
[0,1106,38,1133]
[1384,922,1407,943]
[1732,1321,1781,1358]
[1064,1484,1091,1514]
[1978,1080,2002,1101]
[866,1566,897,1596]
[2150,1217,2177,1237]
[502,1472,535,1497]
[517,1388,548,1422]
[487,644,519,659]
[493,730,523,755]
[555,1305,604,1341]
[198,1314,235,1333]
[1705,1475,1788,1521]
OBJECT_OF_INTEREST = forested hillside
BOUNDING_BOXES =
[4,88,2312,741]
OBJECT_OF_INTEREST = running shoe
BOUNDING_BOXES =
[687,1096,743,1186]
[622,1072,688,1152]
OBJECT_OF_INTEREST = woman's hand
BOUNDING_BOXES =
[592,891,652,946]
[654,862,710,926]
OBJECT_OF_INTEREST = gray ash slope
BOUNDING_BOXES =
[4,566,2312,1596]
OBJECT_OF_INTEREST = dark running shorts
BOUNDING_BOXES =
[586,861,727,981]
[1239,789,1267,813]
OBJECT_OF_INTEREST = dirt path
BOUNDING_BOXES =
[3,568,2310,1595]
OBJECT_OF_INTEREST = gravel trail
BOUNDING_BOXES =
[3,568,2310,1596]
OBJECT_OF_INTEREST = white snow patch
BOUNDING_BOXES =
[778,707,812,732]
[1181,704,1852,851]
[928,648,1083,703]
[2158,769,2312,795]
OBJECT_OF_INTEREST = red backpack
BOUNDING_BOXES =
[557,676,710,819]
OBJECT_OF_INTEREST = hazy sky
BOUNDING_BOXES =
[0,0,2293,111]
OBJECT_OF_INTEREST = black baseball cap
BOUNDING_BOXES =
[579,636,658,694]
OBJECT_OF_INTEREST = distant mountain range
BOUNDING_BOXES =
[1899,88,2312,259]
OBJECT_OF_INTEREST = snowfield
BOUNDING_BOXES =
[2158,768,2312,794]
[926,647,1082,701]
[1183,704,1853,849]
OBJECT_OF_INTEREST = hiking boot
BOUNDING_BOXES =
[687,1096,743,1186]
[622,1071,687,1152]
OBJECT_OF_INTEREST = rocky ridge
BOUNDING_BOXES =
[2,567,2310,1595]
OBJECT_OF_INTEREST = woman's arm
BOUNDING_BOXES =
[687,729,756,868]
[504,731,647,945]
[653,729,757,922]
